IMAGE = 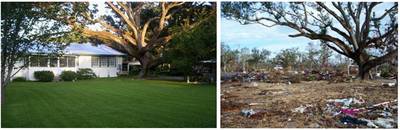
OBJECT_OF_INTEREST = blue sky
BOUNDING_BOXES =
[221,18,317,54]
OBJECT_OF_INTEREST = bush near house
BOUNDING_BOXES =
[33,71,54,82]
[77,68,96,80]
[12,77,26,82]
[128,65,141,76]
[60,71,77,81]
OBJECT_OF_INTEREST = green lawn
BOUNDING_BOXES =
[1,78,216,128]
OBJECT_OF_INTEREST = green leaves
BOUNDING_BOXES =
[163,7,216,75]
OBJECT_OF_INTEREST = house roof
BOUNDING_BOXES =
[64,43,125,56]
[30,43,125,56]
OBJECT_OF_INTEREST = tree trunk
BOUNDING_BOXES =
[357,63,371,80]
[1,85,5,105]
[137,53,152,78]
[138,67,149,78]
[138,62,149,78]
[1,63,14,105]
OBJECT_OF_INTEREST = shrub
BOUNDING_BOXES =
[34,71,54,82]
[380,69,392,78]
[60,71,77,81]
[304,75,317,81]
[77,68,96,80]
[128,65,141,76]
[13,77,26,82]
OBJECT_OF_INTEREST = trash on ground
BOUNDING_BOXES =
[251,82,258,87]
[382,82,396,87]
[326,98,397,128]
[360,118,378,128]
[373,118,395,128]
[221,79,397,128]
[340,116,368,125]
[241,109,256,118]
[292,106,307,113]
[341,108,361,117]
[327,98,353,108]
[249,103,262,106]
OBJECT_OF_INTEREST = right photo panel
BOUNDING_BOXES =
[220,2,398,128]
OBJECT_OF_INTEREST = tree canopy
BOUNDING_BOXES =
[163,6,216,77]
[45,2,216,77]
[222,2,398,79]
[1,2,75,104]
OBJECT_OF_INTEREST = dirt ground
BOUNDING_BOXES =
[221,80,398,128]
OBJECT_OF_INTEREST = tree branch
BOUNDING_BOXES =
[106,2,139,40]
[371,3,395,21]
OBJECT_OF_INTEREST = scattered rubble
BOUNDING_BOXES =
[241,109,256,118]
[382,82,396,87]
[374,118,396,128]
[250,82,258,87]
[221,80,397,128]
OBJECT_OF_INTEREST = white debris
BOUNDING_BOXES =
[241,109,256,118]
[380,111,392,117]
[249,103,261,106]
[360,118,379,128]
[382,82,396,87]
[353,98,365,105]
[251,82,258,87]
[327,98,353,108]
[292,105,307,113]
[373,118,395,128]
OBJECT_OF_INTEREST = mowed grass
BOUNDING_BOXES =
[1,78,216,128]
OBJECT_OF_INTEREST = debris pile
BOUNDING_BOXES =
[324,97,397,128]
[221,79,397,128]
[222,69,360,85]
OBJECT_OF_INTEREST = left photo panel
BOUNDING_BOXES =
[1,2,216,128]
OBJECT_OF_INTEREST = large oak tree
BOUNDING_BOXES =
[47,2,215,77]
[222,2,398,79]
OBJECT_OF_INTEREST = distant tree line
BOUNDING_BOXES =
[221,42,397,75]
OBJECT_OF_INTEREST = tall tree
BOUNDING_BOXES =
[222,2,398,79]
[163,6,216,81]
[319,41,333,71]
[1,2,72,104]
[239,47,251,72]
[273,48,300,70]
[305,42,320,69]
[49,2,215,77]
[247,48,270,70]
[221,43,239,72]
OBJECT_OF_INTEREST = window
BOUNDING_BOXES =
[30,55,48,67]
[92,56,99,67]
[30,56,39,67]
[108,57,116,67]
[49,57,58,67]
[60,57,67,67]
[92,56,117,68]
[38,56,48,67]
[67,56,75,67]
[100,57,108,67]
[60,56,75,67]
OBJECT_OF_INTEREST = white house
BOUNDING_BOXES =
[13,43,126,80]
